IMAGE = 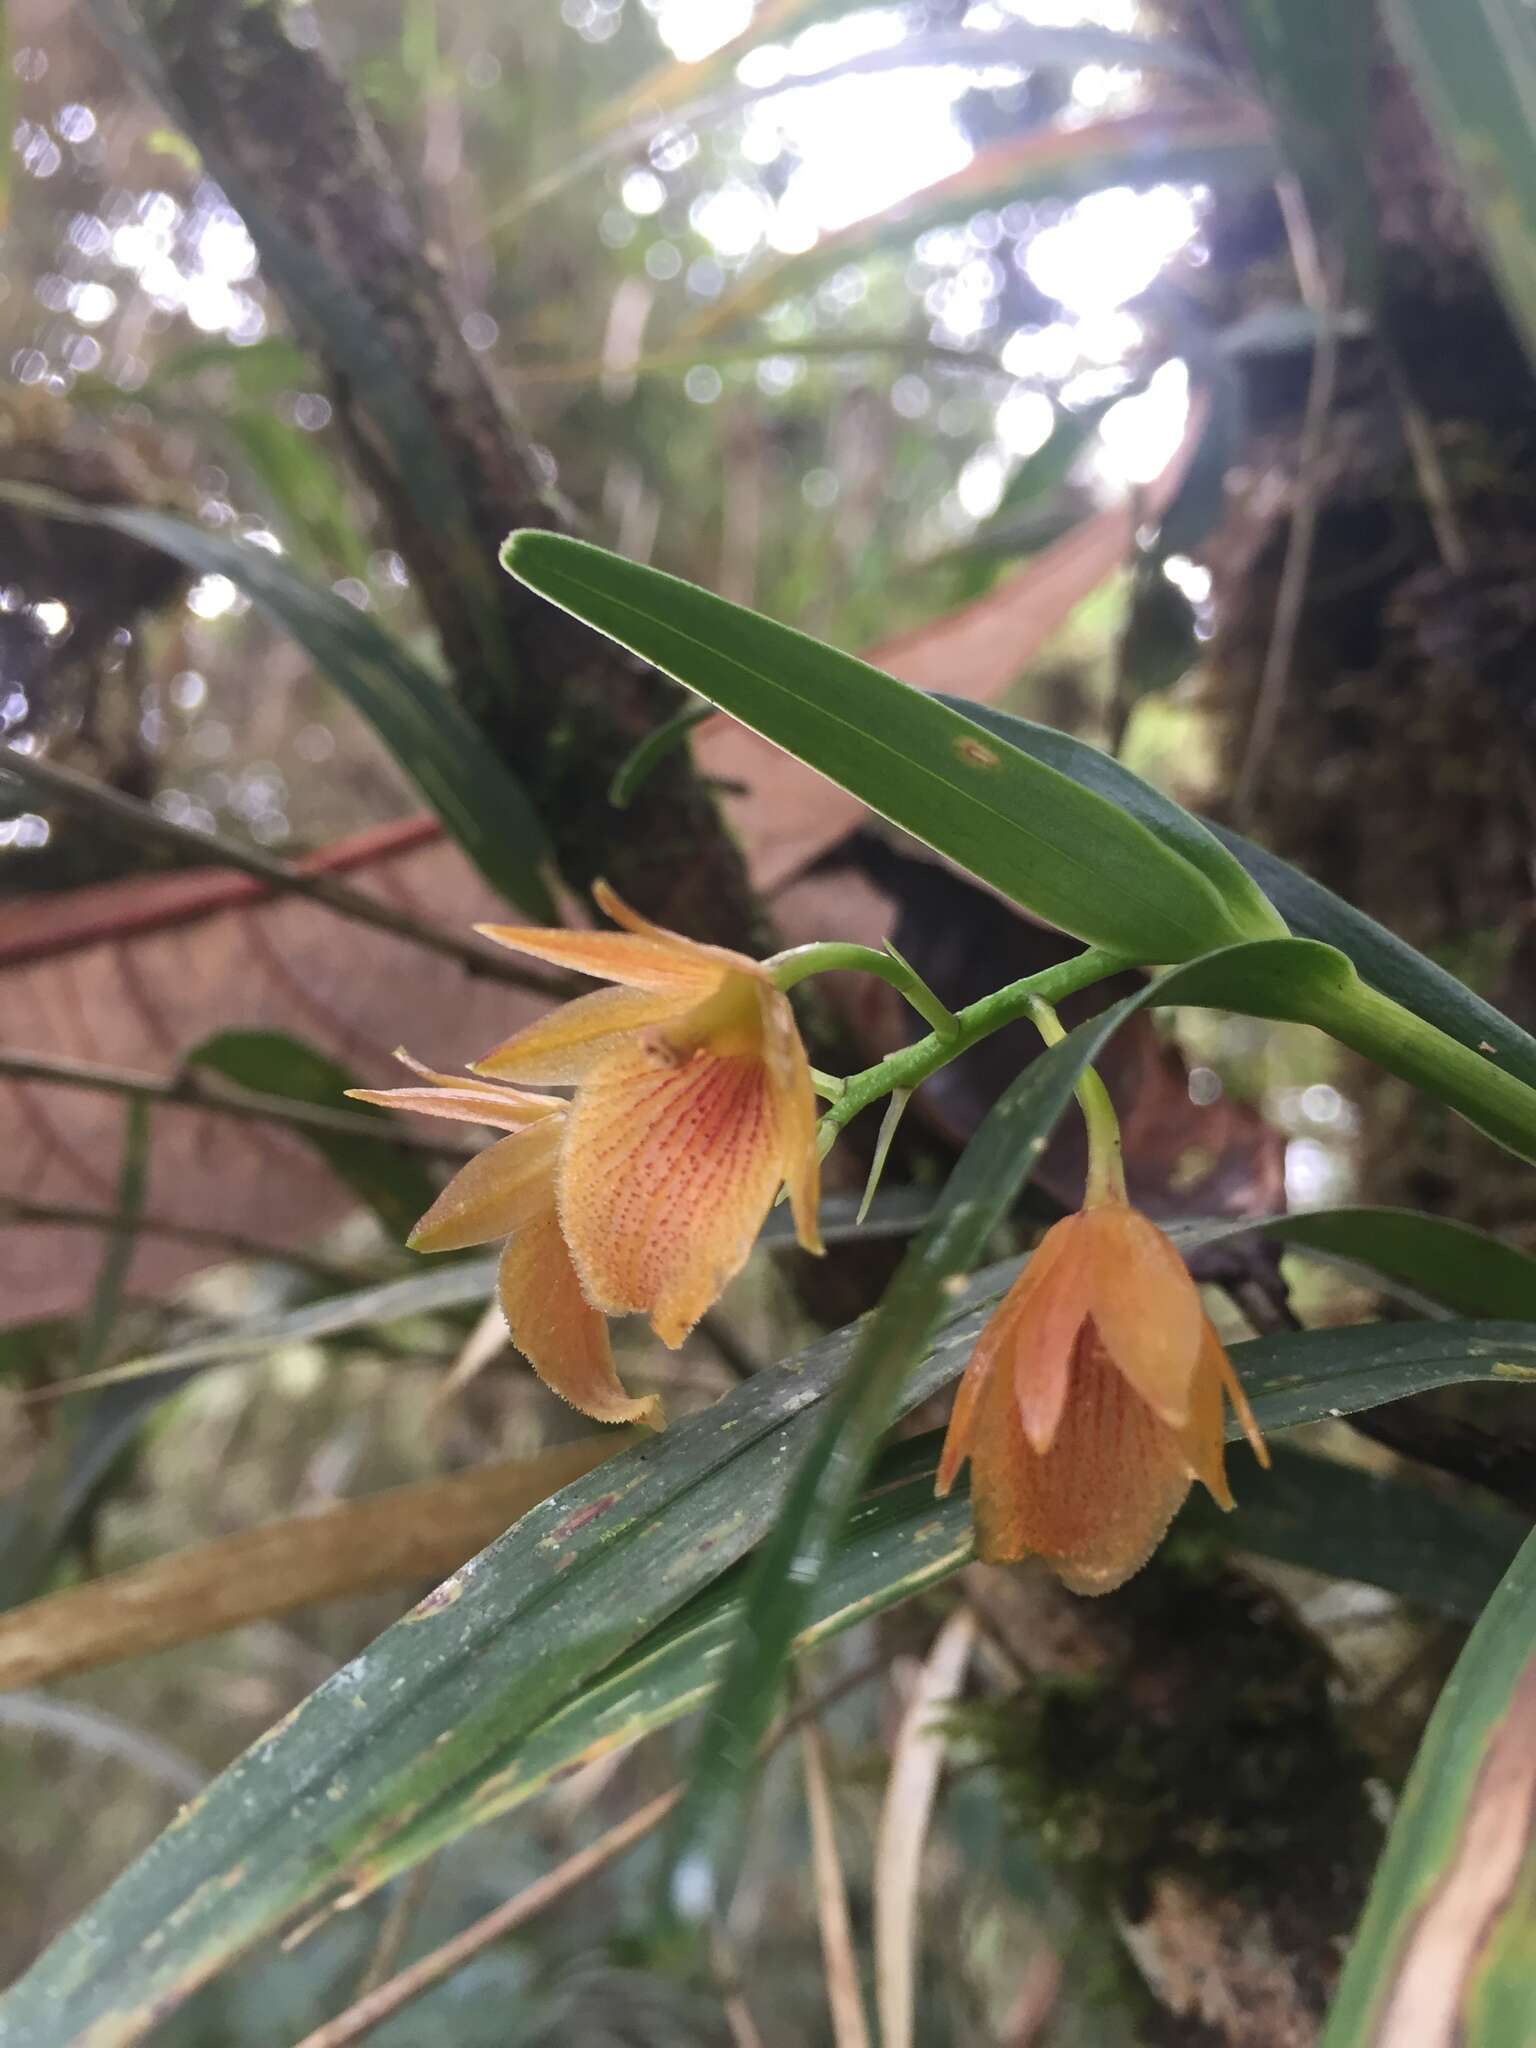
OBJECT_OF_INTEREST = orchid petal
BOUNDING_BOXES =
[474,919,726,995]
[347,1084,563,1133]
[969,1330,1193,1593]
[498,1210,662,1429]
[473,985,689,1084]
[1011,1227,1091,1452]
[592,879,759,979]
[407,1118,564,1252]
[759,982,822,1255]
[1207,1317,1270,1467]
[1176,1326,1235,1511]
[937,1225,1076,1487]
[1080,1203,1204,1429]
[557,1036,789,1346]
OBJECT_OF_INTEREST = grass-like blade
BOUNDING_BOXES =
[1385,0,1536,374]
[501,24,1228,223]
[0,1102,157,1610]
[1186,1445,1529,1624]
[0,481,555,919]
[1266,1208,1536,1322]
[694,105,1273,337]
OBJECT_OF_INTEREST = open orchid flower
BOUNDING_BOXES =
[937,1198,1269,1594]
[348,1053,661,1430]
[472,881,822,1349]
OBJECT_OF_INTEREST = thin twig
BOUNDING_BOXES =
[1232,232,1341,826]
[800,1709,873,2048]
[290,1790,680,2048]
[1377,336,1470,574]
[716,1942,770,2048]
[351,1867,433,2004]
[874,1611,976,2048]
[0,1048,473,1157]
[0,1194,363,1284]
[1,752,571,997]
[295,1661,888,2048]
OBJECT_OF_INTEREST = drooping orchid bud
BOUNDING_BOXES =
[937,1199,1268,1593]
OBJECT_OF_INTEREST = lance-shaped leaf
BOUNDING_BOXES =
[1320,1523,1536,2046]
[502,533,1281,962]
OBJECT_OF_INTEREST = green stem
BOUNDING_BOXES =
[768,942,961,1040]
[1026,997,1127,1205]
[820,946,1127,1136]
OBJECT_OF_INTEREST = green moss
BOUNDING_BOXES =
[953,1560,1380,1929]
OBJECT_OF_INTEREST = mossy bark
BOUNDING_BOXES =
[966,1557,1382,2046]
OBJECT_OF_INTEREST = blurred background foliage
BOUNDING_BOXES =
[2,1,1535,2042]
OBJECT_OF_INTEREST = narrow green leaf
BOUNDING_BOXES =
[342,1433,975,1897]
[1266,1209,1536,1323]
[360,1428,1531,1901]
[1185,1445,1529,1623]
[221,407,371,577]
[1385,0,1536,373]
[81,1101,150,1377]
[930,696,1301,960]
[0,1102,161,1610]
[935,700,1536,1153]
[500,24,1228,222]
[657,1015,1142,1923]
[695,104,1274,337]
[0,481,555,919]
[608,698,713,809]
[8,1308,1534,2044]
[184,1031,436,1242]
[35,1192,935,1404]
[142,335,313,401]
[502,533,1277,960]
[1321,1524,1536,2046]
[1228,0,1376,294]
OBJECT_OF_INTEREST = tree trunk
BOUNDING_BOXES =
[94,0,764,946]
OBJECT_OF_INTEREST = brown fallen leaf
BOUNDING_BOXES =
[1,819,546,1322]
[0,1433,624,1690]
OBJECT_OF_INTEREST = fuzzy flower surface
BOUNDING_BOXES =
[349,1054,661,1429]
[473,882,822,1348]
[937,1199,1268,1593]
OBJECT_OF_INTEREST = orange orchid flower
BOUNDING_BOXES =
[469,882,822,1349]
[936,1199,1269,1594]
[348,1054,661,1430]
